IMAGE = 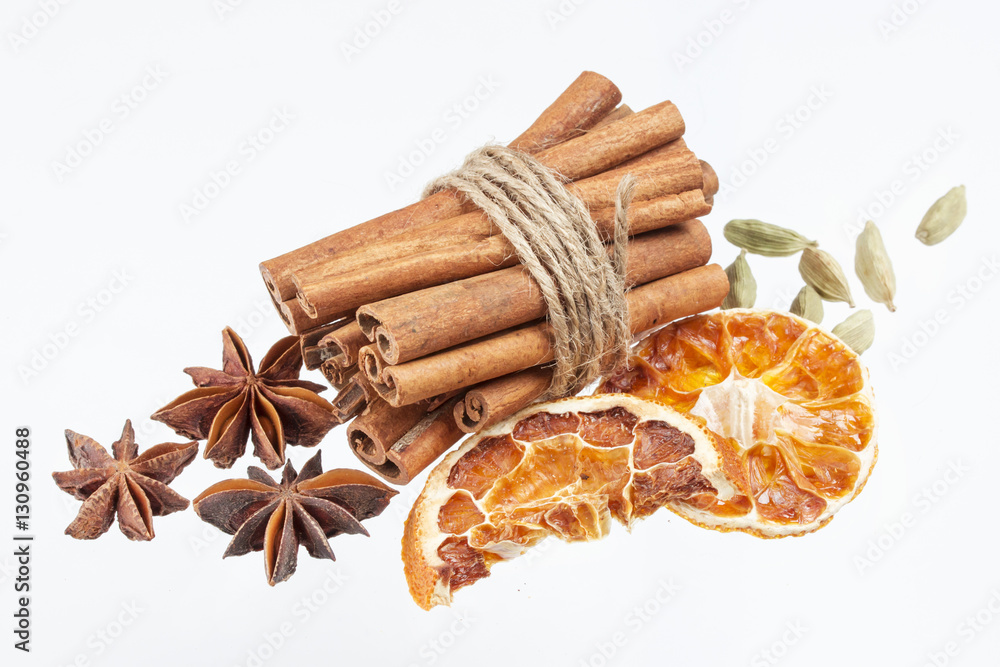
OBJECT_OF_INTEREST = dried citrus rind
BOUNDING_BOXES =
[402,310,877,610]
[402,394,745,610]
[599,309,877,538]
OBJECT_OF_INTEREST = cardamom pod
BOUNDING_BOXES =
[832,310,875,354]
[722,250,756,309]
[799,247,855,307]
[724,219,818,257]
[855,220,897,312]
[916,185,967,245]
[789,285,824,323]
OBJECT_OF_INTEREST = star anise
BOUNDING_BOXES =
[52,421,197,541]
[194,451,397,585]
[152,327,340,470]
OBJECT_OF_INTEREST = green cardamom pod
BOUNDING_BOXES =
[722,250,756,309]
[916,185,967,245]
[855,220,897,312]
[789,285,824,323]
[799,247,855,307]
[832,310,875,354]
[724,219,818,257]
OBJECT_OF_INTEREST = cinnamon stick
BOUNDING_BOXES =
[454,367,552,433]
[319,359,357,388]
[358,345,389,385]
[370,264,730,406]
[300,319,351,370]
[331,373,379,421]
[509,72,623,153]
[260,71,622,302]
[358,219,713,364]
[270,293,320,336]
[357,398,466,485]
[318,320,369,368]
[289,145,706,327]
[347,397,429,466]
[591,104,633,128]
[294,160,710,325]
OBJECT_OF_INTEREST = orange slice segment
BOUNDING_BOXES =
[402,394,744,610]
[599,309,877,538]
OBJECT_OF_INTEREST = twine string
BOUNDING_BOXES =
[423,145,636,398]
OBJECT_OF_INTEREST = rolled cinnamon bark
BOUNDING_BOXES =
[591,104,633,128]
[588,190,711,238]
[294,155,710,326]
[358,345,389,385]
[371,264,730,406]
[297,235,519,321]
[357,219,712,364]
[319,359,357,388]
[271,293,319,336]
[288,146,706,327]
[318,320,369,368]
[454,367,553,433]
[357,398,466,485]
[260,71,622,302]
[331,373,379,421]
[700,160,719,196]
[347,397,430,466]
[532,100,684,181]
[569,149,706,210]
[300,319,351,370]
[508,71,623,153]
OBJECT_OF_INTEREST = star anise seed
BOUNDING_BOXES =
[52,420,197,541]
[194,451,397,585]
[152,327,341,470]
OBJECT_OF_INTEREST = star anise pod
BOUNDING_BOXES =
[152,327,340,470]
[194,451,397,585]
[52,421,197,541]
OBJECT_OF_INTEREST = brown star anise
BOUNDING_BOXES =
[194,451,397,585]
[52,421,197,541]
[152,327,340,470]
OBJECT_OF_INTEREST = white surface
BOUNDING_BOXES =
[2,1,998,665]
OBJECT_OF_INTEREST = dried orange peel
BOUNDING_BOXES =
[401,310,877,609]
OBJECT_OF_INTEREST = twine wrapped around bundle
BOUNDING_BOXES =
[423,145,636,398]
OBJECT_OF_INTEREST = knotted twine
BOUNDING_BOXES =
[423,145,636,399]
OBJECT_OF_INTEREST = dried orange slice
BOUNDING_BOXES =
[401,310,876,609]
[599,309,877,537]
[402,394,748,609]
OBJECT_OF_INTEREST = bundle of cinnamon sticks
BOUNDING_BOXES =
[259,72,729,484]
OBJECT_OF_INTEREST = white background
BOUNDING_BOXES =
[2,1,999,665]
